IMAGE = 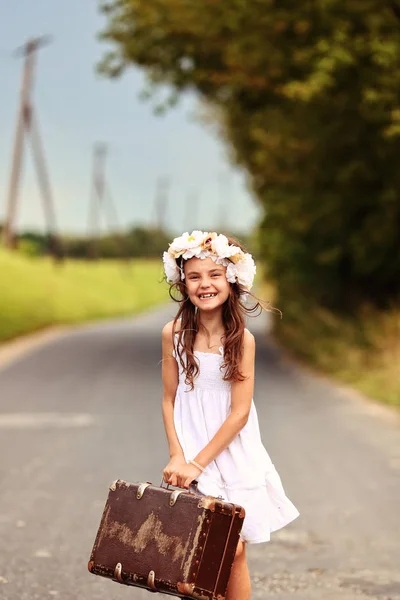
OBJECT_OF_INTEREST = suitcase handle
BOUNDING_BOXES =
[159,478,199,494]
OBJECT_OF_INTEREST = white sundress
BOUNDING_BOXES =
[172,333,300,544]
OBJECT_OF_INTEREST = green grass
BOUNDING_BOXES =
[0,250,168,342]
[273,293,400,407]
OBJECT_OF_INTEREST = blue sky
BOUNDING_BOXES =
[0,1,260,237]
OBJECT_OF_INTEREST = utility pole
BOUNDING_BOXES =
[105,183,130,263]
[86,144,127,262]
[184,189,199,232]
[3,36,55,250]
[154,176,170,232]
[29,111,63,259]
[217,172,230,233]
[87,143,107,259]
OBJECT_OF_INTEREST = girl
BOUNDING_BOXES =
[161,231,299,600]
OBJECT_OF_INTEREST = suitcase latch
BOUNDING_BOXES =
[136,482,152,499]
[114,562,123,583]
[147,570,157,592]
[169,490,184,506]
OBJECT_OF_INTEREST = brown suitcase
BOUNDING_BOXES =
[88,479,245,599]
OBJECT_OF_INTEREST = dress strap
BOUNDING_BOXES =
[173,328,185,359]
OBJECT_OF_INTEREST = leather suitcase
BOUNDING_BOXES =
[88,479,245,599]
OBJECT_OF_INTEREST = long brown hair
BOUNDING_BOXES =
[167,236,276,390]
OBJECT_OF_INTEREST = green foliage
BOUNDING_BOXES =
[274,295,400,406]
[14,226,172,260]
[125,226,172,258]
[99,0,400,311]
[18,231,48,256]
[18,239,43,258]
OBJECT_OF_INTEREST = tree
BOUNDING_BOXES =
[99,0,400,310]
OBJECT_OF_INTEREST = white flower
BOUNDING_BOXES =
[168,231,204,259]
[225,262,237,284]
[234,254,256,289]
[213,256,230,267]
[181,246,204,259]
[211,234,230,257]
[226,246,243,261]
[163,252,180,283]
[224,254,256,289]
[212,234,243,261]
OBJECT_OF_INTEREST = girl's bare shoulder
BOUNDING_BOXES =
[243,327,255,350]
[162,319,181,340]
[243,327,255,341]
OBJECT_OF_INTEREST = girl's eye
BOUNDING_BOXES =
[211,274,220,277]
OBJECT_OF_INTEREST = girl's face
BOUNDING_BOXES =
[184,257,231,312]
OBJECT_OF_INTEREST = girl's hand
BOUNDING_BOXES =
[163,455,187,486]
[163,457,202,489]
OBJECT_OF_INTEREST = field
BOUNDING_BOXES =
[0,250,168,342]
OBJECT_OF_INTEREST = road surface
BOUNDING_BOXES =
[0,305,399,599]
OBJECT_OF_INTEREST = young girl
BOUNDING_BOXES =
[161,231,299,600]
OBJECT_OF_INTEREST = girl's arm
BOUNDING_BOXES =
[173,330,255,489]
[161,321,185,459]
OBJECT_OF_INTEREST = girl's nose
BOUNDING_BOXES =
[199,278,211,288]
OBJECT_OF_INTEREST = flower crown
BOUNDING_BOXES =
[163,231,256,290]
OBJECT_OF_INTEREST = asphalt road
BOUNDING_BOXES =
[0,305,399,600]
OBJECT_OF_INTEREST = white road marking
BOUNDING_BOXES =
[33,549,52,558]
[0,413,94,429]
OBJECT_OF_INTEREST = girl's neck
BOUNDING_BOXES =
[197,308,224,337]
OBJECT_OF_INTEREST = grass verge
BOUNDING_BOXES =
[271,291,400,407]
[0,250,168,342]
